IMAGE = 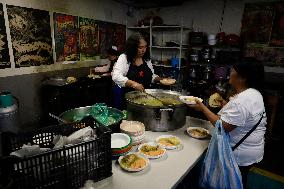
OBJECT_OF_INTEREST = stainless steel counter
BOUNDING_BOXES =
[93,116,213,189]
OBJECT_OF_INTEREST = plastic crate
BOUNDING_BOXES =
[0,121,112,189]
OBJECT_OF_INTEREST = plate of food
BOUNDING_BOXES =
[179,96,203,105]
[156,135,181,150]
[118,152,149,172]
[138,142,166,159]
[160,78,176,85]
[208,93,223,108]
[187,127,210,139]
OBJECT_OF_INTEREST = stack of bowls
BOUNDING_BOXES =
[120,120,145,146]
[111,133,132,158]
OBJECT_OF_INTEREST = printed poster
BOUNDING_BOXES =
[241,3,274,44]
[97,21,115,59]
[7,5,53,67]
[0,3,10,69]
[270,2,284,47]
[54,13,79,61]
[79,17,99,61]
[113,23,126,53]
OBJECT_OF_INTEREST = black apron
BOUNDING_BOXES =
[121,60,153,109]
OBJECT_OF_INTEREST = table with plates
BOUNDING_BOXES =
[93,116,213,189]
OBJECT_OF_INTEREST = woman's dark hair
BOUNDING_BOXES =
[125,32,150,63]
[233,57,265,92]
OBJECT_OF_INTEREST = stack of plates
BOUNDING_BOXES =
[111,133,132,158]
[120,120,145,146]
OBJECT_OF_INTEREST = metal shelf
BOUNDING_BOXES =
[152,25,192,30]
[190,46,241,52]
[127,26,150,30]
[152,46,188,50]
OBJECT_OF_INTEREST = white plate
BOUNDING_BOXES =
[118,152,149,172]
[111,133,131,149]
[131,133,145,141]
[179,96,203,105]
[160,78,176,85]
[120,120,145,135]
[138,142,166,159]
[187,127,210,139]
[155,135,181,150]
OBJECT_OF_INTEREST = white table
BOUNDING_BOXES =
[93,116,213,189]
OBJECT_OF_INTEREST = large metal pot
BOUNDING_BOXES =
[125,89,187,132]
[58,106,124,132]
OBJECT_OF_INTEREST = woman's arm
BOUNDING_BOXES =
[191,100,237,132]
[125,80,145,91]
[112,54,130,87]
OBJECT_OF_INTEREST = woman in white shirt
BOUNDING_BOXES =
[190,58,267,188]
[112,32,162,92]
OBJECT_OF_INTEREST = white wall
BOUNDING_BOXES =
[138,0,277,35]
[0,0,131,77]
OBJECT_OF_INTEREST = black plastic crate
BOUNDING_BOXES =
[0,121,112,189]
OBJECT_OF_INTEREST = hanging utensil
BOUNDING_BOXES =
[142,91,175,106]
[49,113,68,123]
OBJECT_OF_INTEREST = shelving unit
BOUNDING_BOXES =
[190,46,241,52]
[127,20,192,70]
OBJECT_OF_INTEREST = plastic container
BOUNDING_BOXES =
[0,121,112,189]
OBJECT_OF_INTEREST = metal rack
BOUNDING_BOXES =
[127,19,192,70]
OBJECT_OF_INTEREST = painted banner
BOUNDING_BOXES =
[270,2,284,47]
[97,21,115,58]
[97,21,126,58]
[0,4,10,69]
[54,13,79,61]
[241,3,274,44]
[245,46,284,64]
[7,5,53,67]
[113,23,126,53]
[79,17,98,61]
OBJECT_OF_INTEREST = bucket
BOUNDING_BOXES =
[0,92,13,108]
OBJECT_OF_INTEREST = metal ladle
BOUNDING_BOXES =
[49,113,69,123]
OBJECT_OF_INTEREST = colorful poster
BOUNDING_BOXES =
[245,46,284,64]
[270,2,284,47]
[54,13,79,61]
[241,3,274,44]
[113,24,126,53]
[79,17,99,61]
[97,21,115,58]
[7,5,53,67]
[0,4,10,69]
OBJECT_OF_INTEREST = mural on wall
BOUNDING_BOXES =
[245,46,284,64]
[7,5,53,67]
[54,13,79,61]
[0,4,10,69]
[113,23,126,53]
[79,17,99,61]
[241,3,274,44]
[270,2,284,47]
[97,21,126,58]
[97,21,115,58]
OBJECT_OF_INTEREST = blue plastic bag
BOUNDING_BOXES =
[199,120,243,189]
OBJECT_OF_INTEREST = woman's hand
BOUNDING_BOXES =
[132,82,145,92]
[188,99,206,112]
